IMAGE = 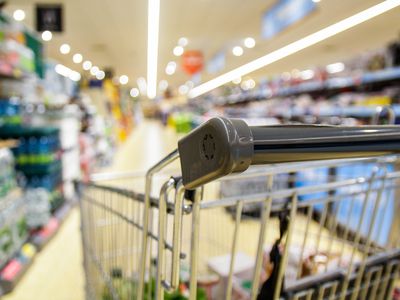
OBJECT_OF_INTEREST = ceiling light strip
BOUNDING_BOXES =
[147,0,161,99]
[188,0,400,98]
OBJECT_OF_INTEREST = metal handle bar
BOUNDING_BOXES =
[178,117,400,189]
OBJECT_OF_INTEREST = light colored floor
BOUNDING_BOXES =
[3,207,85,300]
[4,121,179,300]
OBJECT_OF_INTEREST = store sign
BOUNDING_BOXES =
[36,4,63,32]
[207,52,225,74]
[262,0,316,39]
[182,50,204,75]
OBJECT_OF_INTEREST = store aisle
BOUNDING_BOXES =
[3,207,85,300]
[4,121,179,300]
[109,120,178,172]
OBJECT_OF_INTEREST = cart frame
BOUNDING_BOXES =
[79,117,400,300]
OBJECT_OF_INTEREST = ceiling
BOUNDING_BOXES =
[3,0,400,94]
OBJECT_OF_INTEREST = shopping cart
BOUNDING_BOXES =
[79,117,400,300]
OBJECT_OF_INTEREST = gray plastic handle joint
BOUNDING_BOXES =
[178,117,253,189]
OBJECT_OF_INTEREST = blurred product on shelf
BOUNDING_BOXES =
[0,96,21,126]
[69,94,115,181]
[0,147,16,197]
[168,112,194,134]
[0,148,27,270]
[0,126,64,211]
[0,34,34,77]
[0,196,27,267]
[101,79,133,143]
[25,188,51,229]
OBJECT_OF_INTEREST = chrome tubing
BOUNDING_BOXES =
[138,150,180,300]
[156,178,176,300]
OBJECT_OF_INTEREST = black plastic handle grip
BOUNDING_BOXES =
[178,117,400,189]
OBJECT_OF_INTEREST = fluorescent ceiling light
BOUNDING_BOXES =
[165,61,177,75]
[130,88,140,97]
[90,66,99,76]
[41,31,52,41]
[300,69,315,80]
[232,46,243,56]
[96,70,105,80]
[178,37,188,47]
[178,84,189,95]
[13,10,25,21]
[241,79,255,90]
[83,60,92,71]
[55,64,71,77]
[173,46,184,56]
[188,0,400,98]
[73,53,83,64]
[119,75,129,85]
[55,64,81,82]
[326,62,345,73]
[244,37,256,49]
[147,0,161,99]
[69,71,81,82]
[60,44,71,54]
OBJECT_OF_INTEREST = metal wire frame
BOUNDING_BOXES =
[79,154,400,300]
[174,156,400,300]
[78,171,191,300]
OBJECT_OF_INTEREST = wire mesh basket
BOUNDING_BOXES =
[79,117,400,300]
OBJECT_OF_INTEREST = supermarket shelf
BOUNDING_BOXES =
[16,160,62,176]
[0,189,25,274]
[275,104,400,118]
[0,125,59,139]
[217,104,400,127]
[0,201,72,296]
[276,67,400,96]
[30,201,71,250]
[221,104,400,121]
[0,72,23,81]
[215,67,400,105]
[0,68,35,81]
[30,110,81,119]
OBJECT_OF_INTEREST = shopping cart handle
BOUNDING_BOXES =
[178,117,400,189]
[178,117,253,189]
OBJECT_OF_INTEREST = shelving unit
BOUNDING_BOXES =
[0,11,80,296]
[0,201,72,296]
[210,66,400,106]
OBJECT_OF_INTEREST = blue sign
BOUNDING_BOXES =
[262,0,316,39]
